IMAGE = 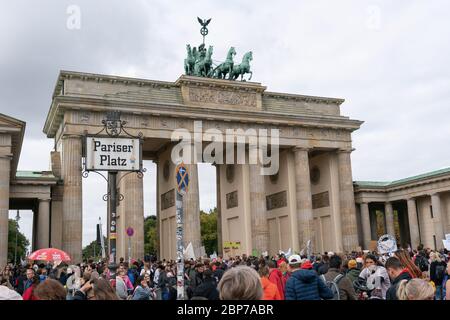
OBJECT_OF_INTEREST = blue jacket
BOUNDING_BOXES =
[285,269,333,300]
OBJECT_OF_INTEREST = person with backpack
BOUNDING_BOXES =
[385,256,412,300]
[430,252,447,300]
[284,255,333,300]
[414,250,429,274]
[322,255,357,300]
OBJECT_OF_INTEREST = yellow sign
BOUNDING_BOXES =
[223,241,241,249]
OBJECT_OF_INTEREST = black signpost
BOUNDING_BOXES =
[82,111,145,265]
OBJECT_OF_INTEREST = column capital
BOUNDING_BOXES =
[38,198,52,203]
[292,146,310,152]
[61,134,83,140]
[0,154,13,160]
[406,196,416,201]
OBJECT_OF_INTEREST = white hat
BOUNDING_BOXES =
[328,251,335,257]
[288,254,301,265]
[0,286,23,300]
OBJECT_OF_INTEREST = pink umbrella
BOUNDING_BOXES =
[28,248,71,262]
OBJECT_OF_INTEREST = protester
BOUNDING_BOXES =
[395,249,422,278]
[346,259,361,285]
[358,254,390,299]
[284,256,333,300]
[396,278,434,300]
[429,252,447,300]
[322,255,357,300]
[0,285,22,300]
[192,269,219,300]
[22,274,40,300]
[218,265,263,300]
[267,260,284,300]
[385,257,412,300]
[132,275,153,300]
[258,265,281,300]
[34,279,66,300]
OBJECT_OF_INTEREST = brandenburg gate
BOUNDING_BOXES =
[37,68,362,262]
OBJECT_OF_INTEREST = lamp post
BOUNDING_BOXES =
[14,210,20,265]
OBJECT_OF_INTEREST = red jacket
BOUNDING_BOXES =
[22,285,39,300]
[261,277,282,300]
[268,268,285,300]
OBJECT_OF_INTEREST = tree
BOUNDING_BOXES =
[144,215,157,256]
[200,208,218,255]
[82,237,106,262]
[7,219,30,264]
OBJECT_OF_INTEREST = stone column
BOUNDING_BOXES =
[360,202,371,250]
[385,202,395,236]
[215,164,223,256]
[0,151,11,269]
[431,193,445,248]
[36,199,51,249]
[249,161,269,255]
[120,172,145,261]
[293,147,315,250]
[407,198,420,249]
[183,161,202,253]
[337,149,359,251]
[155,159,160,259]
[61,136,83,263]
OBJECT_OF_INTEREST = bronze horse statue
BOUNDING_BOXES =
[230,51,253,81]
[213,47,236,79]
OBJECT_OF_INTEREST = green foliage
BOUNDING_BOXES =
[144,215,157,256]
[200,208,218,255]
[7,219,30,264]
[82,238,106,261]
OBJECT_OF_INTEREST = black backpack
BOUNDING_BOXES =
[321,274,345,300]
[416,256,429,272]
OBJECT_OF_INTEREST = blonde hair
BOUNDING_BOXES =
[396,278,435,300]
[218,266,263,300]
[429,252,441,263]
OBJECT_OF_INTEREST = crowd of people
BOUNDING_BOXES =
[0,244,449,301]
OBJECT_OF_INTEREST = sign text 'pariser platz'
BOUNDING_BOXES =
[85,137,142,171]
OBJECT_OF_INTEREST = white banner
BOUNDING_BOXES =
[85,137,141,171]
[377,234,397,254]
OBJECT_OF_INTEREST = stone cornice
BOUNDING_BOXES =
[264,91,345,105]
[44,95,363,138]
[354,173,450,194]
[44,71,361,136]
[52,70,175,99]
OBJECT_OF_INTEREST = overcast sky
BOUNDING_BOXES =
[2,1,450,248]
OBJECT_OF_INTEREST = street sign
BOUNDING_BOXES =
[126,227,134,237]
[176,163,189,194]
[85,137,142,171]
